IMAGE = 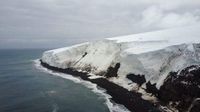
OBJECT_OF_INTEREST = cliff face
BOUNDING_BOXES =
[41,25,200,112]
[159,65,200,112]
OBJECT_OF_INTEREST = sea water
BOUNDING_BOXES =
[0,49,110,112]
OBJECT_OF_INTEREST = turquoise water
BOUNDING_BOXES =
[0,49,110,112]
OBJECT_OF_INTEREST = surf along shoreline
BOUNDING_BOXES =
[40,60,161,112]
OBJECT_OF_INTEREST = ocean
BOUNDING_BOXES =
[0,49,111,112]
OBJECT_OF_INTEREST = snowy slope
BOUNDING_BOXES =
[42,24,200,90]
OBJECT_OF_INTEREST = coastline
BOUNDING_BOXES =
[39,60,161,112]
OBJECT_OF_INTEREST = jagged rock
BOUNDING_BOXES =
[126,74,146,86]
[189,98,200,112]
[158,65,200,111]
[105,63,120,78]
[146,81,159,97]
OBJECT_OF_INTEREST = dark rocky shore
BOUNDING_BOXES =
[40,60,161,112]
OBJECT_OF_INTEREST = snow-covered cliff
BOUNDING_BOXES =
[42,25,200,89]
[41,25,200,111]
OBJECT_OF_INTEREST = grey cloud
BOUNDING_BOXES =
[0,0,200,48]
[140,6,200,29]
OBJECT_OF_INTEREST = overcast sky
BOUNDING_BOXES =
[0,0,200,49]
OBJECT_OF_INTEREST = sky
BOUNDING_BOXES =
[0,0,200,49]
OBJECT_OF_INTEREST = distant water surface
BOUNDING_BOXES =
[0,49,110,112]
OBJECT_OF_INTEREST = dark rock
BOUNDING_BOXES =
[127,74,146,86]
[190,99,200,112]
[105,63,120,78]
[158,65,200,111]
[82,52,87,57]
[146,81,159,97]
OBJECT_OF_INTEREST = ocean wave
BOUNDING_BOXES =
[33,59,130,112]
[52,103,59,112]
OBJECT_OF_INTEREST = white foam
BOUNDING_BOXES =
[33,59,130,112]
[52,103,59,112]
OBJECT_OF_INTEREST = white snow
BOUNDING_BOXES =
[41,24,200,90]
[108,24,200,54]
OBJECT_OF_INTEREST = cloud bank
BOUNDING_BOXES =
[0,0,200,48]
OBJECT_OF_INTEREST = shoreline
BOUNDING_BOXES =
[40,60,161,112]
